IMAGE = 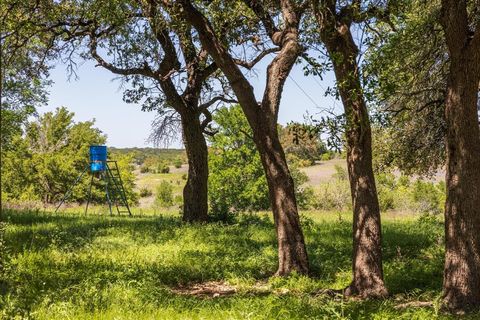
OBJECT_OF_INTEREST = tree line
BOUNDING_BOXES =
[1,0,479,313]
[1,107,138,205]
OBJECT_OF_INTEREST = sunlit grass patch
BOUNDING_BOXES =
[1,209,476,319]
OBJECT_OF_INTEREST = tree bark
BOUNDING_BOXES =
[320,23,387,298]
[256,120,310,275]
[180,108,209,223]
[173,0,309,275]
[441,0,480,312]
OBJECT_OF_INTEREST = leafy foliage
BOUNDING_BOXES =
[0,0,62,152]
[208,106,314,217]
[208,106,270,216]
[364,0,448,176]
[1,107,138,205]
[279,124,327,166]
[110,148,186,166]
[155,181,174,208]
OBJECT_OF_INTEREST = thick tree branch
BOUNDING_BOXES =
[441,0,470,57]
[198,95,238,112]
[89,34,157,78]
[242,0,279,40]
[162,0,261,124]
[200,108,213,130]
[196,62,218,85]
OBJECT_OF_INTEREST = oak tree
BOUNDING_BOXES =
[42,0,235,221]
[309,0,394,297]
[163,0,310,275]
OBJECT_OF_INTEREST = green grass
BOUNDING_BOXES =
[135,172,186,209]
[136,172,185,195]
[1,209,478,319]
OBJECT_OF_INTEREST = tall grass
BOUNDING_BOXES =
[1,209,477,319]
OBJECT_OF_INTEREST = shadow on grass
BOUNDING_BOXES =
[304,215,444,294]
[1,209,446,317]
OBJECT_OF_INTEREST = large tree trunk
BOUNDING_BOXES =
[442,54,480,312]
[440,0,480,312]
[256,124,309,275]
[180,109,209,223]
[321,25,387,298]
[175,0,309,275]
[442,1,480,312]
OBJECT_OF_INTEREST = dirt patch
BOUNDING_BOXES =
[300,159,347,186]
[172,281,236,298]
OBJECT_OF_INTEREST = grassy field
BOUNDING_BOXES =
[135,168,187,209]
[2,209,478,319]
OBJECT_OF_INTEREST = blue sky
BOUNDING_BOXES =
[44,58,339,148]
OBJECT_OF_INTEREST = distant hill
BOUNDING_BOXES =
[109,147,186,165]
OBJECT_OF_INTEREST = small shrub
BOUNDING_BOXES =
[174,158,183,169]
[157,162,170,174]
[287,154,311,168]
[313,179,351,211]
[155,181,173,207]
[296,186,316,210]
[378,188,396,211]
[140,165,150,173]
[174,195,183,205]
[139,187,153,198]
[412,180,444,214]
[376,173,397,211]
[332,164,348,181]
[320,152,333,161]
[290,166,315,209]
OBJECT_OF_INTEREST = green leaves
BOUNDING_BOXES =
[208,105,270,215]
[364,0,447,176]
[1,107,137,205]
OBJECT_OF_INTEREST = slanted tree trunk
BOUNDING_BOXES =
[256,121,309,275]
[180,108,209,223]
[441,0,480,312]
[320,23,387,298]
[174,0,309,275]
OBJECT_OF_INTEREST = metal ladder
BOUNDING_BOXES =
[105,161,132,216]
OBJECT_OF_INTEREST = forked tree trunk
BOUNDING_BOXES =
[440,0,480,312]
[256,125,309,275]
[180,109,209,223]
[321,25,387,298]
[175,0,310,275]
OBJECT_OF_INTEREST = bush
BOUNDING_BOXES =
[320,152,334,161]
[287,154,311,168]
[374,174,445,214]
[139,187,153,198]
[290,165,315,209]
[411,180,444,214]
[174,195,183,205]
[208,106,271,216]
[332,165,348,181]
[376,173,397,211]
[312,178,351,211]
[155,181,173,207]
[173,158,183,169]
[157,162,170,174]
[208,106,312,216]
[140,165,150,173]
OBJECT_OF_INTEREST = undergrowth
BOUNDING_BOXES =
[0,209,477,319]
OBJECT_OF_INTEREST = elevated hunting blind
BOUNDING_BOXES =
[55,145,132,215]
